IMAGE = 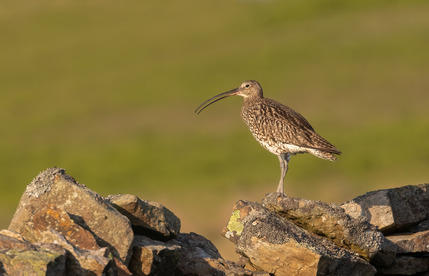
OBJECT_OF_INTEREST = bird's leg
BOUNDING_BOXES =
[276,153,289,196]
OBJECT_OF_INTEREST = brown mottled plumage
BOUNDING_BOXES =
[195,80,341,195]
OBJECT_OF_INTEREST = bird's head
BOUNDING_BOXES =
[195,80,263,114]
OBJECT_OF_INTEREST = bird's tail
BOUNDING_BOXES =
[309,133,342,161]
[308,148,341,161]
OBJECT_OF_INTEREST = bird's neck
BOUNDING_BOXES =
[242,96,264,115]
[243,95,263,104]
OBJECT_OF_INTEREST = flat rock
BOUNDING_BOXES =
[223,200,376,276]
[0,231,31,250]
[36,227,114,275]
[106,194,180,240]
[0,230,114,275]
[8,167,134,264]
[0,229,27,242]
[26,206,100,251]
[387,230,429,253]
[168,232,252,276]
[2,210,127,275]
[263,193,396,267]
[0,234,66,275]
[128,233,252,276]
[378,255,429,275]
[341,184,429,233]
[129,235,181,276]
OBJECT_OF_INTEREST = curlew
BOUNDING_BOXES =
[195,80,341,195]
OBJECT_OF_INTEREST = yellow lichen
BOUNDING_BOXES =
[226,210,244,236]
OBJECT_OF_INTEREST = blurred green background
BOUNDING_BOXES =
[1,0,428,260]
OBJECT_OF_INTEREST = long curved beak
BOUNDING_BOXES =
[195,88,239,114]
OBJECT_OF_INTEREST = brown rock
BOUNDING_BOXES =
[129,235,181,276]
[112,257,133,276]
[263,193,396,267]
[27,206,100,251]
[234,255,270,275]
[36,228,114,275]
[0,231,31,251]
[106,194,180,240]
[224,259,264,276]
[341,184,429,233]
[378,255,429,275]
[0,229,27,242]
[0,235,66,276]
[4,207,120,275]
[168,232,252,276]
[128,234,252,276]
[0,230,119,275]
[223,200,376,276]
[9,167,134,264]
[387,230,429,253]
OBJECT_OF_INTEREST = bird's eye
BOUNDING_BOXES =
[245,84,250,88]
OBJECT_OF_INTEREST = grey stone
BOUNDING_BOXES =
[36,228,114,275]
[378,255,429,275]
[9,167,134,265]
[223,200,376,276]
[0,233,67,276]
[341,184,429,233]
[168,232,252,276]
[387,230,429,253]
[24,206,100,251]
[106,194,180,240]
[129,235,181,276]
[263,193,396,267]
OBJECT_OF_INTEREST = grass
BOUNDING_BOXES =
[1,0,428,260]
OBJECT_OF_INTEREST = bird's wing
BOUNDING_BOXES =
[249,99,340,153]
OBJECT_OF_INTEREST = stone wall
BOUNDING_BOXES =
[1,167,428,275]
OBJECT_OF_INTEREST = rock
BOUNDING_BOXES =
[168,232,252,276]
[0,233,67,275]
[223,200,376,276]
[128,233,253,276]
[341,184,429,233]
[0,229,131,276]
[24,206,100,251]
[0,230,117,275]
[233,255,271,275]
[106,194,180,240]
[378,255,429,275]
[5,207,122,275]
[0,229,27,242]
[128,234,253,276]
[224,260,264,276]
[129,235,181,276]
[9,167,134,264]
[262,193,396,267]
[8,167,429,275]
[112,257,133,276]
[387,230,429,253]
[0,231,31,250]
[410,219,429,232]
[36,227,114,275]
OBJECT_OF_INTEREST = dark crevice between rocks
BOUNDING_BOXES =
[63,251,96,276]
[131,225,174,241]
[397,252,429,258]
[0,262,6,275]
